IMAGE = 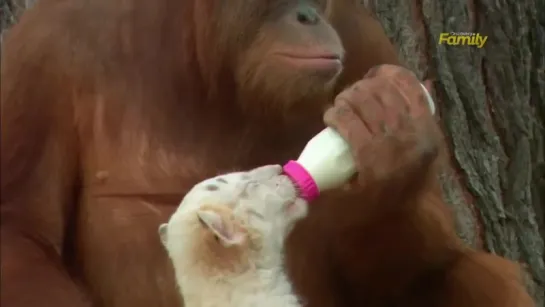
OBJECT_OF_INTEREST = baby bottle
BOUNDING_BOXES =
[283,83,436,201]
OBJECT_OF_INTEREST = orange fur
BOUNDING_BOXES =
[188,204,251,276]
[0,0,532,307]
[439,251,535,307]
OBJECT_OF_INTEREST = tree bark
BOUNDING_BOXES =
[370,0,545,304]
[2,0,544,305]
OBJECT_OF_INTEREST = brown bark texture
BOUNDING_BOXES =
[1,0,544,305]
[368,0,545,304]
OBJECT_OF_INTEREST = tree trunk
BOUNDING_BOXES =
[370,0,545,304]
[2,0,544,305]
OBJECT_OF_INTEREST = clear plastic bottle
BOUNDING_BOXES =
[283,83,436,201]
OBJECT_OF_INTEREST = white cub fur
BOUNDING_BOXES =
[159,165,308,307]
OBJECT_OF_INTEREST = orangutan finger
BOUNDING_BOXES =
[364,64,407,79]
[387,73,427,119]
[377,81,407,134]
[323,98,372,147]
[363,79,414,135]
[421,79,436,115]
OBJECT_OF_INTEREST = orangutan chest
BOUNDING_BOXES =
[72,136,285,305]
[75,194,182,307]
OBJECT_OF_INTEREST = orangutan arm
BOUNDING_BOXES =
[319,139,533,306]
[306,84,532,305]
[1,25,91,307]
[321,164,459,302]
[438,251,536,307]
[318,157,534,306]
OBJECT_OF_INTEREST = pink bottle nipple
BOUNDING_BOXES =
[282,160,320,202]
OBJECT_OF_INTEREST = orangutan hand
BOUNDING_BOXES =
[323,64,441,189]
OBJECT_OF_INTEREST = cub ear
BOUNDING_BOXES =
[197,208,246,247]
[158,223,169,246]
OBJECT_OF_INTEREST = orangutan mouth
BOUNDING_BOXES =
[275,52,343,71]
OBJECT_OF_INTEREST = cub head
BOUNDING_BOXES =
[159,165,308,273]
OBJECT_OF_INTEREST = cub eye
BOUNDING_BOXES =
[247,210,265,220]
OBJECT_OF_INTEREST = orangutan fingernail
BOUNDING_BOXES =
[336,107,348,116]
[335,101,351,117]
